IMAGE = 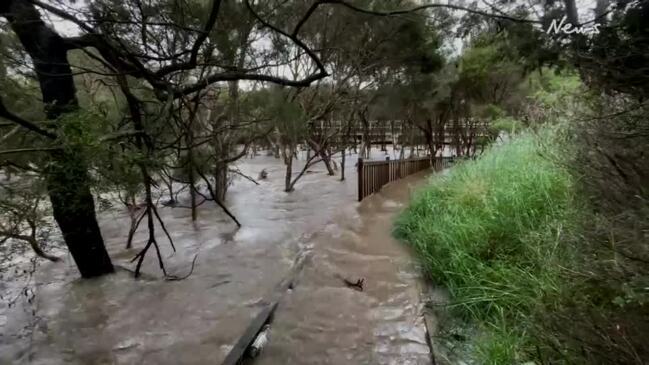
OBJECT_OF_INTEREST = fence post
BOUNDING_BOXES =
[385,156,389,184]
[357,158,363,202]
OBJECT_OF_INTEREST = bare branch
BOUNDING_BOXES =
[0,97,57,139]
[322,0,541,24]
[155,0,222,76]
[0,147,61,156]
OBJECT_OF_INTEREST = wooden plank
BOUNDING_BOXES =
[422,310,438,365]
[221,302,278,365]
[221,256,306,365]
[371,165,374,194]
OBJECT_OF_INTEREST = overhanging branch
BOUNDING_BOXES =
[0,97,57,139]
[323,0,541,24]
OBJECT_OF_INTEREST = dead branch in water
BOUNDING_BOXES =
[118,76,175,278]
[195,168,242,227]
[131,173,176,278]
[335,273,365,291]
[165,254,199,281]
[343,277,365,291]
[228,166,260,185]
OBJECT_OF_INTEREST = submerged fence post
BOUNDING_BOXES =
[357,158,363,202]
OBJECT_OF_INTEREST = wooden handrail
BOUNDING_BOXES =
[357,156,454,201]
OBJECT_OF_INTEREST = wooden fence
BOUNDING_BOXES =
[357,156,454,201]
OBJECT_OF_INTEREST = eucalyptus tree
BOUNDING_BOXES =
[306,0,446,159]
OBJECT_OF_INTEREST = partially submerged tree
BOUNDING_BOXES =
[0,0,329,277]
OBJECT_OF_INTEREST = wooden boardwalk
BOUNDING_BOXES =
[357,156,454,201]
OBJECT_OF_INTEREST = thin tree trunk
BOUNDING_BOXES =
[187,128,198,221]
[282,145,294,192]
[319,149,335,175]
[360,112,371,159]
[595,0,609,25]
[340,148,346,181]
[214,161,227,202]
[212,81,239,203]
[126,195,139,249]
[563,0,579,25]
[285,159,293,192]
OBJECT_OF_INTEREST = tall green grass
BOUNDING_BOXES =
[395,132,577,363]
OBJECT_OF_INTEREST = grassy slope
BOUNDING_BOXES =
[395,132,577,363]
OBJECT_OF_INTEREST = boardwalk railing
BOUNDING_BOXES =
[357,156,454,201]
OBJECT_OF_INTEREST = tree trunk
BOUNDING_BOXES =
[285,159,293,192]
[563,0,579,25]
[361,129,371,158]
[46,152,114,276]
[211,79,241,202]
[595,0,609,25]
[214,161,228,202]
[340,148,346,181]
[319,149,335,175]
[282,146,294,192]
[187,127,198,221]
[380,120,387,152]
[422,120,436,156]
[306,139,334,175]
[2,1,113,277]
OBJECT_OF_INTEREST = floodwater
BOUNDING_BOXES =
[254,171,432,365]
[1,149,434,365]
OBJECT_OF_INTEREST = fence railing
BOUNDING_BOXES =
[357,156,454,201]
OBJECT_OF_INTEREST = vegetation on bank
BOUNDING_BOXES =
[395,67,649,363]
[396,130,578,363]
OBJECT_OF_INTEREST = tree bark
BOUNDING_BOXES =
[2,1,113,277]
[318,149,335,175]
[563,0,579,26]
[340,148,346,181]
[214,162,228,201]
[282,145,294,192]
[306,139,334,175]
[360,114,371,159]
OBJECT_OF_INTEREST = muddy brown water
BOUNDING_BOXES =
[1,151,434,365]
[253,171,432,365]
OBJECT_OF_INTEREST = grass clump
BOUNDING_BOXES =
[395,131,577,363]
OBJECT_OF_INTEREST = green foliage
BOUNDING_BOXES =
[528,71,581,107]
[57,110,110,153]
[475,322,526,365]
[482,104,505,120]
[457,34,525,105]
[248,87,307,143]
[489,116,521,136]
[459,43,501,83]
[54,109,148,197]
[580,0,649,98]
[395,131,577,363]
[543,95,649,364]
[309,0,444,76]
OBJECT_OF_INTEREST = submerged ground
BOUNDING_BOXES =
[1,150,435,365]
